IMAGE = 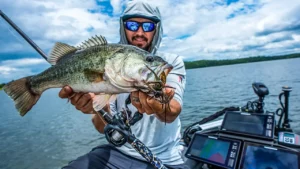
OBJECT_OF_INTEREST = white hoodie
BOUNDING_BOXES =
[111,1,186,165]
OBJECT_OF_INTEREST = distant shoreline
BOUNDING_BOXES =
[0,83,5,90]
[184,53,300,69]
[1,53,299,84]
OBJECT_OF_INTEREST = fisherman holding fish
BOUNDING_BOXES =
[60,1,187,169]
[3,1,187,169]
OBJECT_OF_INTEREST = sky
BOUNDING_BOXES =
[0,0,300,83]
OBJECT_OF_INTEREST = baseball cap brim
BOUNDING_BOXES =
[122,14,160,23]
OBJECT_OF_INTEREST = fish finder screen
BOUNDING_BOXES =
[186,134,240,169]
[221,112,274,138]
[240,142,300,169]
[190,136,230,164]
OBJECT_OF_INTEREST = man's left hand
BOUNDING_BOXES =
[131,88,181,123]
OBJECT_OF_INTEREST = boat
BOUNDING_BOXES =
[180,82,300,169]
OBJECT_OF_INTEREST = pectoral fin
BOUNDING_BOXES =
[84,69,105,83]
[93,94,117,111]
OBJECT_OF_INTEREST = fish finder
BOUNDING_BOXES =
[239,142,300,169]
[220,111,275,139]
[185,133,241,169]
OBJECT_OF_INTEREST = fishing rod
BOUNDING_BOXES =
[98,109,167,169]
[0,9,48,60]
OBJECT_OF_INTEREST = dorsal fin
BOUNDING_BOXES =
[48,42,77,65]
[78,35,107,50]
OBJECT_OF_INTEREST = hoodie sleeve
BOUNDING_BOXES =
[158,52,186,106]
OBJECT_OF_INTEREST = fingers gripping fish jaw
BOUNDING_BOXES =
[143,79,175,104]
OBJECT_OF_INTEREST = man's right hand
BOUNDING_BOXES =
[59,86,95,114]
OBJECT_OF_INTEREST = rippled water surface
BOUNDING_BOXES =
[1,58,299,169]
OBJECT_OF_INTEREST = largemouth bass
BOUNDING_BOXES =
[3,35,173,116]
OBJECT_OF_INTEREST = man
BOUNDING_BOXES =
[60,1,187,169]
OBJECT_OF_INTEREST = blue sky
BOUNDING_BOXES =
[0,0,300,83]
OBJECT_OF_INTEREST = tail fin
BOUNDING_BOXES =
[3,77,41,116]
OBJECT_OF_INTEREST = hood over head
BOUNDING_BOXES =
[119,1,163,54]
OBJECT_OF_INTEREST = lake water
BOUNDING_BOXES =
[1,58,300,169]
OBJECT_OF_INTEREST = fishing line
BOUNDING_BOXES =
[122,107,130,121]
[0,10,47,59]
[0,18,26,45]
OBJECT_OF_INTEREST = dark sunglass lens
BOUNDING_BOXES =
[142,22,155,32]
[126,21,139,31]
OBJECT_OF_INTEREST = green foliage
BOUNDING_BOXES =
[0,83,5,90]
[184,53,300,69]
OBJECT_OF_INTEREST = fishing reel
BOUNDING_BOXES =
[101,109,143,147]
[104,113,131,147]
[98,107,167,169]
[97,94,143,147]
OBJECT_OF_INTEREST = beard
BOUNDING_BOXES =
[132,35,150,50]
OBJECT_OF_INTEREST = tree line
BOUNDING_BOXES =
[184,53,300,69]
[0,83,5,90]
[0,53,299,87]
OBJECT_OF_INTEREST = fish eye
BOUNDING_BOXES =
[146,55,154,62]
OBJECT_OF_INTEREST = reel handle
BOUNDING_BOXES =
[104,124,128,147]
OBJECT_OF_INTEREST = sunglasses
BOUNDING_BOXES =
[124,21,156,32]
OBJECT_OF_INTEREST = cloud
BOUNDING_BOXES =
[255,5,300,36]
[1,58,48,67]
[155,0,300,60]
[0,58,49,82]
[0,0,120,51]
[0,66,18,75]
[110,0,127,15]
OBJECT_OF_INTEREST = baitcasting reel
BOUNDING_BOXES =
[104,110,143,147]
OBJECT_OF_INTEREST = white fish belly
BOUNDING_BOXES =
[70,81,135,94]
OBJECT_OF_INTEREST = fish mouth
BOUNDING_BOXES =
[163,63,173,75]
[159,63,173,84]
